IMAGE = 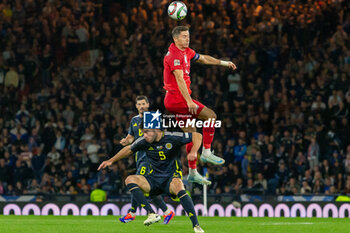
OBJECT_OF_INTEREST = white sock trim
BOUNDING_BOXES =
[202,147,211,157]
[189,168,197,176]
[164,209,171,215]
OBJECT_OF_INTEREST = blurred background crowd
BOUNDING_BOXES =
[0,0,349,198]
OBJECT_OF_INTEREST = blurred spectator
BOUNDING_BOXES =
[0,181,4,195]
[234,138,246,163]
[90,184,107,202]
[253,173,267,191]
[300,181,312,194]
[26,179,40,194]
[54,130,66,152]
[47,147,61,166]
[307,137,320,169]
[31,147,46,182]
[10,123,28,143]
[4,66,19,89]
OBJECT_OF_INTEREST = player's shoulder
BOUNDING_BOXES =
[165,51,179,58]
[131,115,141,122]
[165,47,182,59]
[185,47,195,54]
[132,136,146,145]
[164,131,190,138]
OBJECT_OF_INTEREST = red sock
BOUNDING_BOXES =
[203,126,215,149]
[186,142,197,169]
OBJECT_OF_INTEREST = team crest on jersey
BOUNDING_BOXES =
[165,143,173,150]
[174,59,180,66]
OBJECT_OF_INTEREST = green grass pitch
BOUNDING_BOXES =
[0,215,350,233]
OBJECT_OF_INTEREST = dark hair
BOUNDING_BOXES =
[136,95,149,103]
[172,26,189,38]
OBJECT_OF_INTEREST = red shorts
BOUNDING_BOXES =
[164,91,205,119]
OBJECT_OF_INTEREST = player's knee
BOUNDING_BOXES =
[170,178,184,194]
[202,109,216,121]
[209,110,217,120]
[182,127,196,133]
[125,175,136,185]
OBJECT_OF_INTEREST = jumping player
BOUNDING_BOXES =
[163,26,237,184]
[98,127,205,233]
[119,96,174,224]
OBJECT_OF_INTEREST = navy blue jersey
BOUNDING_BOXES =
[128,115,148,171]
[130,131,192,177]
[128,115,143,140]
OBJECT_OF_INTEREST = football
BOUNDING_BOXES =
[167,1,187,21]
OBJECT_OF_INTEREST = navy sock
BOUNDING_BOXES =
[127,183,155,214]
[151,195,168,212]
[178,190,199,227]
[130,196,138,213]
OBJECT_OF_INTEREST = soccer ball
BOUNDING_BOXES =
[167,1,187,21]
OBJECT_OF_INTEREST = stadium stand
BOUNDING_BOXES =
[0,0,349,199]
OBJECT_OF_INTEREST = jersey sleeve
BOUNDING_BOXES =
[128,119,134,136]
[167,53,183,71]
[167,132,192,145]
[181,132,192,145]
[188,48,200,62]
[130,137,146,152]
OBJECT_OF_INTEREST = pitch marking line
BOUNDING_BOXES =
[259,223,314,225]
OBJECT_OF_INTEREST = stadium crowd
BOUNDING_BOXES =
[0,0,350,198]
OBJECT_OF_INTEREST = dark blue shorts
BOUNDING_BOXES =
[135,151,151,176]
[145,169,183,196]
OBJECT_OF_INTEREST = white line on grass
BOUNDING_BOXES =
[259,223,314,226]
[0,219,117,223]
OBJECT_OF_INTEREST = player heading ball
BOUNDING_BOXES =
[163,25,237,184]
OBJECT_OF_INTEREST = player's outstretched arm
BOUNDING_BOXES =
[196,54,237,70]
[173,69,198,115]
[187,132,202,161]
[97,145,133,170]
[120,134,135,146]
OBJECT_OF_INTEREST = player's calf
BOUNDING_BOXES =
[177,190,200,228]
[126,183,155,214]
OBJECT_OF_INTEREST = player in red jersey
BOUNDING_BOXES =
[163,26,237,185]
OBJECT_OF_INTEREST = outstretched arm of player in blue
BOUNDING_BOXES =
[196,54,237,70]
[97,145,133,170]
[120,134,135,146]
[187,132,202,161]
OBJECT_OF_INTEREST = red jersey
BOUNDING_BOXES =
[163,43,199,95]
